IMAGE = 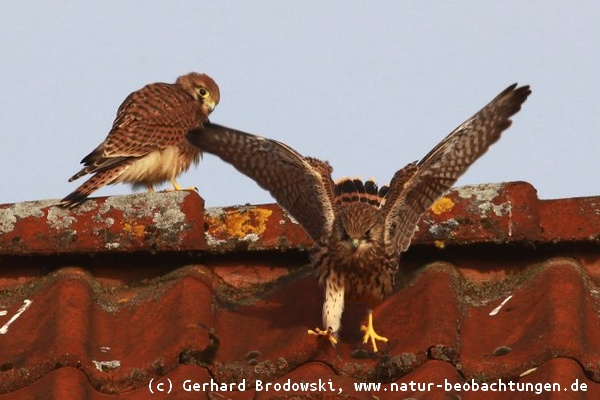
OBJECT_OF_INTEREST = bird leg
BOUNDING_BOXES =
[167,179,197,192]
[147,184,155,192]
[170,179,183,190]
[307,327,338,347]
[309,278,343,347]
[361,309,388,352]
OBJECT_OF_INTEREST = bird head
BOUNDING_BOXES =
[177,72,221,115]
[336,203,382,252]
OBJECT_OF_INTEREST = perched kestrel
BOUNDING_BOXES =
[61,72,220,207]
[188,83,531,352]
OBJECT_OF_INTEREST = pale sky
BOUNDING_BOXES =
[1,2,598,207]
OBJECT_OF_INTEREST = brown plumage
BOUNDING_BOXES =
[187,83,531,351]
[61,72,220,207]
[334,178,389,207]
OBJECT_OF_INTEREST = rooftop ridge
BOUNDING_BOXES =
[1,181,599,257]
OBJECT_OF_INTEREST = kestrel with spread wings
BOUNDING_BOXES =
[187,83,531,352]
[61,72,220,207]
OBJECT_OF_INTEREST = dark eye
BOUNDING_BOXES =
[198,88,209,98]
[363,229,372,240]
[341,228,350,241]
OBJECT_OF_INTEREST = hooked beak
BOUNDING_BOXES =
[351,238,360,249]
[205,100,216,113]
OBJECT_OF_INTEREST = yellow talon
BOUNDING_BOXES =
[360,310,388,353]
[167,179,197,192]
[308,327,338,347]
[170,179,183,191]
[147,184,155,193]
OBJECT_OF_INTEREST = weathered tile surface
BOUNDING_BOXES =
[0,182,599,399]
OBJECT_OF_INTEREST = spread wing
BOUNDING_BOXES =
[187,123,337,243]
[382,83,532,253]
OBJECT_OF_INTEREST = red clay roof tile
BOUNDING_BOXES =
[0,181,599,398]
[0,192,206,255]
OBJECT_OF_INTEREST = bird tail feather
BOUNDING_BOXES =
[60,164,128,208]
[334,178,388,207]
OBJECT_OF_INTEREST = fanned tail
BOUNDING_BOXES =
[60,164,129,208]
[334,178,389,207]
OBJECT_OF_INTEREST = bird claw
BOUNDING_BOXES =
[307,327,338,347]
[360,311,388,353]
[166,186,198,192]
[166,179,198,192]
